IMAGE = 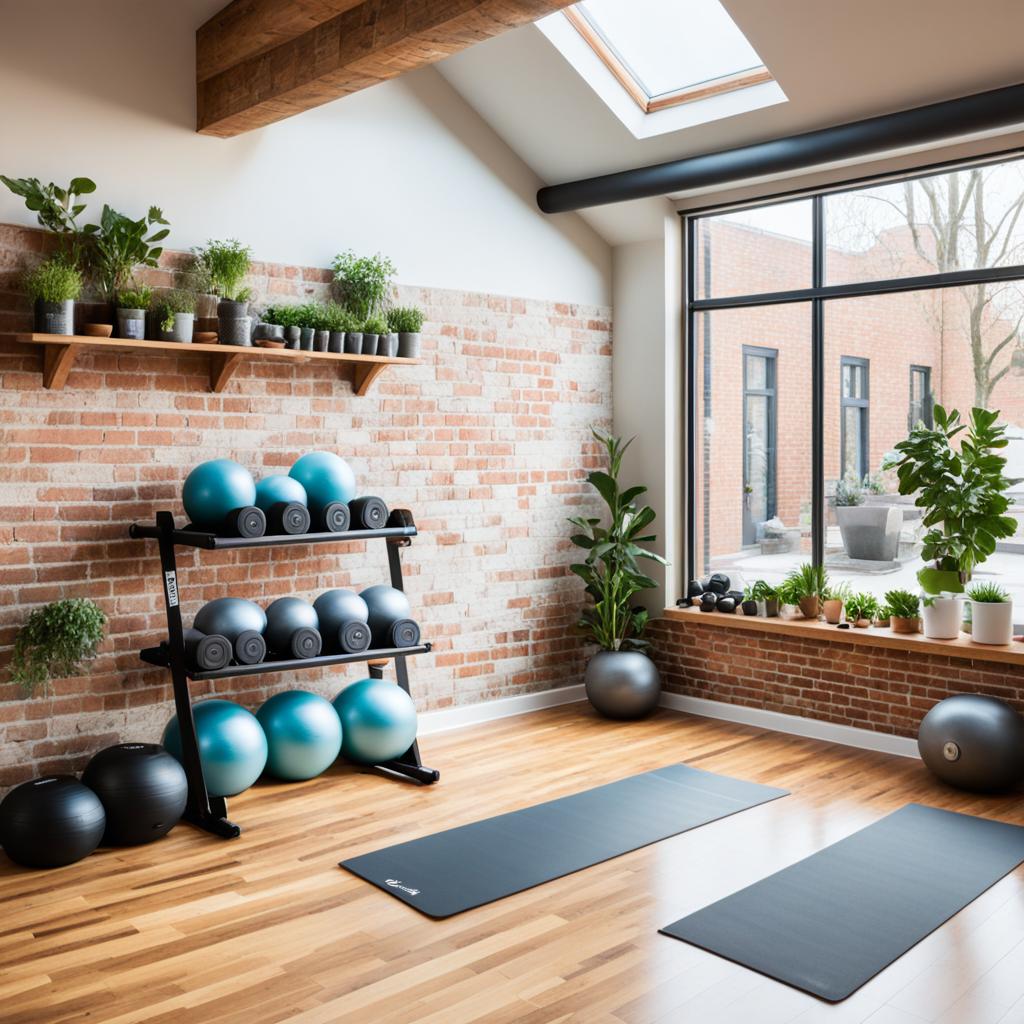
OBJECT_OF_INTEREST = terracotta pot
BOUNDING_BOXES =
[874,615,891,628]
[890,615,920,634]
[854,618,871,628]
[823,599,843,624]
[798,596,820,619]
[81,323,113,338]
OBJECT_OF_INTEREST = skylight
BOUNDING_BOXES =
[565,0,771,113]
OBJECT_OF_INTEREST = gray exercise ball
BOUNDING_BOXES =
[584,651,661,720]
[918,694,1024,792]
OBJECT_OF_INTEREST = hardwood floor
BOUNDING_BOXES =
[3,704,1024,1024]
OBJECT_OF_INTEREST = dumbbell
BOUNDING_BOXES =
[361,585,421,648]
[311,501,351,534]
[312,590,372,654]
[348,496,389,530]
[221,505,266,539]
[161,628,233,672]
[265,501,310,535]
[264,598,322,660]
[193,598,268,665]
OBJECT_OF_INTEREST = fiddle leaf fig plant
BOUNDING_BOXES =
[11,598,107,697]
[568,430,667,651]
[888,405,1019,593]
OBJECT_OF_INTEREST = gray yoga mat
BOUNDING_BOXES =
[661,803,1024,1002]
[341,763,788,918]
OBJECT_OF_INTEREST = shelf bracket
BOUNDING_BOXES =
[210,351,244,392]
[352,362,389,396]
[42,343,78,389]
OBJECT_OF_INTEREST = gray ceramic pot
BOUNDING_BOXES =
[34,298,76,336]
[328,331,345,353]
[218,315,252,346]
[314,329,330,352]
[379,332,399,357]
[285,326,300,349]
[397,331,421,358]
[158,312,194,343]
[300,327,314,351]
[344,332,363,354]
[116,307,147,340]
[361,333,379,355]
[584,650,661,720]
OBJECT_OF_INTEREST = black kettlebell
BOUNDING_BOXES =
[707,573,731,594]
[699,592,718,612]
[716,595,737,613]
[687,579,705,599]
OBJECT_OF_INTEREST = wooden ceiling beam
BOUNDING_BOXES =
[196,0,576,138]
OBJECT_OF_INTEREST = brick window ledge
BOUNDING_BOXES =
[664,605,1024,668]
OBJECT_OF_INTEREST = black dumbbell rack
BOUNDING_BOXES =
[129,508,439,839]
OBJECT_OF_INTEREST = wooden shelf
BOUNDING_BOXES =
[9,333,422,395]
[664,604,1024,667]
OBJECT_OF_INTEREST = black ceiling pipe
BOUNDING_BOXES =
[536,82,1024,214]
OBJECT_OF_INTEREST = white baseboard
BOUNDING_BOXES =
[419,684,586,735]
[659,692,920,759]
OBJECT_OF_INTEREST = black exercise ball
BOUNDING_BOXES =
[0,776,106,869]
[264,597,321,659]
[82,743,188,846]
[361,585,417,647]
[313,589,370,653]
[918,694,1024,792]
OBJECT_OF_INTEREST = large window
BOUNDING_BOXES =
[687,154,1024,616]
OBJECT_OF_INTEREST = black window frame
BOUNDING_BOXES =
[840,355,869,481]
[909,364,933,430]
[683,148,1024,585]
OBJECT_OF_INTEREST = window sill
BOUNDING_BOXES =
[663,605,1024,667]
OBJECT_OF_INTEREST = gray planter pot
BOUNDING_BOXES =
[328,331,345,353]
[397,331,421,358]
[344,332,363,355]
[34,298,75,336]
[584,650,661,720]
[217,299,249,319]
[835,504,903,561]
[158,312,194,343]
[116,308,147,340]
[361,333,379,355]
[314,329,330,352]
[254,322,283,341]
[298,327,314,350]
[285,326,300,349]
[379,332,399,357]
[218,315,252,346]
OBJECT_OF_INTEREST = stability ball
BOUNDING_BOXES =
[264,597,321,659]
[289,452,356,511]
[256,690,342,781]
[162,699,268,797]
[182,459,256,530]
[82,743,188,846]
[254,474,307,511]
[918,694,1024,791]
[313,589,370,653]
[333,678,418,764]
[360,585,419,648]
[584,651,661,720]
[194,597,267,665]
[0,776,106,869]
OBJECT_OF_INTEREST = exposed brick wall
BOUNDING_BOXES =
[0,224,612,788]
[649,616,1024,738]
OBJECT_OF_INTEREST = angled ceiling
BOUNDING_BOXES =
[436,0,1024,242]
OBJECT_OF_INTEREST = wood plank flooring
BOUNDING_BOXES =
[2,704,1024,1024]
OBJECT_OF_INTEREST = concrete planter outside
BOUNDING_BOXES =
[835,504,903,561]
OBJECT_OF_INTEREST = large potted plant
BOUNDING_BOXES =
[332,250,396,322]
[24,256,81,335]
[569,430,667,719]
[889,406,1019,638]
[92,203,169,318]
[967,583,1014,646]
[194,239,253,346]
[11,598,106,697]
[832,476,903,562]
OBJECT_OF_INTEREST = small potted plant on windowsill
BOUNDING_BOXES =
[11,598,107,697]
[873,602,891,628]
[967,582,1014,645]
[884,589,920,634]
[750,580,779,618]
[24,256,82,335]
[844,592,878,628]
[115,285,152,340]
[387,305,425,358]
[154,288,196,343]
[781,562,828,619]
[740,586,758,617]
[822,581,851,624]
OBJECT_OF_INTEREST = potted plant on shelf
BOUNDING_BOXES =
[1,173,97,271]
[569,430,667,719]
[319,302,347,353]
[750,580,779,617]
[115,285,152,340]
[844,593,879,628]
[11,598,106,697]
[967,582,1014,645]
[741,585,759,616]
[822,581,852,624]
[194,239,253,346]
[154,288,196,343]
[889,405,1019,639]
[23,256,82,335]
[387,305,425,358]
[332,250,396,322]
[874,602,891,628]
[781,562,828,619]
[341,311,363,354]
[884,589,920,634]
[361,314,387,355]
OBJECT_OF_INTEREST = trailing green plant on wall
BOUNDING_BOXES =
[93,204,169,301]
[23,257,82,303]
[332,250,396,321]
[11,598,107,697]
[888,405,1019,593]
[193,239,252,302]
[1,173,97,268]
[568,430,667,651]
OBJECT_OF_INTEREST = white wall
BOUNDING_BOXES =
[0,0,610,307]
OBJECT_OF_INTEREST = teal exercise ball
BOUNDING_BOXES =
[254,474,307,511]
[162,699,268,797]
[289,451,356,510]
[332,678,418,764]
[256,690,342,781]
[183,459,256,530]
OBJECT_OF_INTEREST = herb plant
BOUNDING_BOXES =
[332,250,396,320]
[884,589,920,618]
[117,286,152,311]
[781,562,829,602]
[93,204,169,301]
[967,582,1010,603]
[193,239,252,302]
[387,306,424,333]
[11,598,107,696]
[750,580,777,600]
[23,257,82,303]
[362,314,387,335]
[845,592,880,622]
[569,430,667,651]
[154,288,195,330]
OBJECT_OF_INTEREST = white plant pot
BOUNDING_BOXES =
[920,595,963,639]
[970,600,1013,645]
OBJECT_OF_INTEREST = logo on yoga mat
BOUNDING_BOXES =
[385,878,420,896]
